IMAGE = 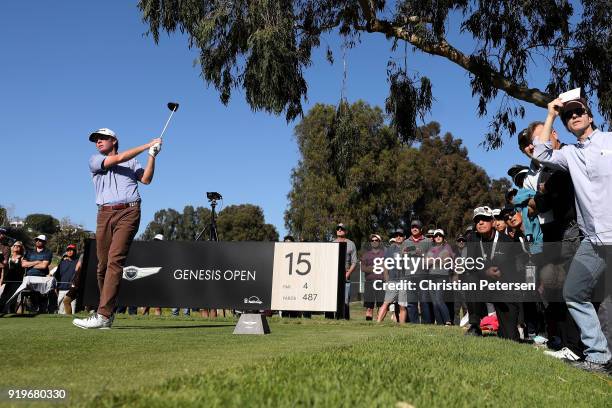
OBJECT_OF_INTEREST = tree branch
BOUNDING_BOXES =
[358,18,552,108]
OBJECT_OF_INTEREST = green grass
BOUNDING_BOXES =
[0,312,609,407]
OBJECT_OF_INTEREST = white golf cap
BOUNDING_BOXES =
[492,208,501,217]
[35,234,47,241]
[89,128,118,142]
[153,234,164,241]
[473,206,494,220]
[433,229,445,236]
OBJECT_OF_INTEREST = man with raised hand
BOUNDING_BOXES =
[532,96,611,373]
[73,128,162,329]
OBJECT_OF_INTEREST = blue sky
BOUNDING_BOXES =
[0,1,598,237]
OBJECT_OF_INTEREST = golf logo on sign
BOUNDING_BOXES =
[244,296,263,305]
[270,243,340,311]
[122,266,162,281]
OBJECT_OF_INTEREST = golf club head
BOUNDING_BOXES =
[167,102,179,112]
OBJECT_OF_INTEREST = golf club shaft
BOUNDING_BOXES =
[159,109,176,139]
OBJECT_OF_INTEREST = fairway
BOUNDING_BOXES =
[0,313,609,407]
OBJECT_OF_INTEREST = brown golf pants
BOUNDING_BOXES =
[96,204,140,317]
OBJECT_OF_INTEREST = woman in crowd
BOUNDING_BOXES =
[0,241,26,313]
[360,234,385,321]
[54,244,79,314]
[426,229,455,325]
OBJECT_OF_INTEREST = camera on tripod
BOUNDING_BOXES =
[206,192,222,201]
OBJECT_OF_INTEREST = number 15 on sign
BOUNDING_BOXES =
[271,243,340,311]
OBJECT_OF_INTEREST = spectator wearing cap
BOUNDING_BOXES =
[517,124,569,242]
[403,220,433,324]
[60,253,84,316]
[504,188,518,205]
[492,209,508,235]
[521,123,585,362]
[22,235,52,277]
[332,223,357,320]
[463,208,496,336]
[0,241,26,313]
[507,164,530,190]
[532,96,611,372]
[377,228,408,323]
[54,244,79,314]
[425,229,455,325]
[466,206,521,340]
[523,122,578,242]
[360,234,386,321]
[451,235,468,324]
[73,129,162,330]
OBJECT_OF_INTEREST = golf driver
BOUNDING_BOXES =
[159,102,179,139]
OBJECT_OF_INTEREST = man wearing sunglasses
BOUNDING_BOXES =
[466,206,520,340]
[532,97,611,373]
[73,128,162,330]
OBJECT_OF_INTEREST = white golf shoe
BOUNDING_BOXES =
[543,347,581,361]
[72,313,113,330]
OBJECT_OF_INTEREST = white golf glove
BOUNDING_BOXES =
[149,142,162,157]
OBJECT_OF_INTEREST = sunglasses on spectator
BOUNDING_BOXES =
[433,233,444,238]
[474,216,493,223]
[392,233,404,238]
[370,239,380,242]
[562,107,586,121]
[503,209,519,221]
[336,227,345,231]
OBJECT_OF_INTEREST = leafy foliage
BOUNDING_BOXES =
[285,102,508,248]
[141,204,278,241]
[138,0,610,147]
[24,213,60,235]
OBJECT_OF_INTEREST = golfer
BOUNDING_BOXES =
[73,128,161,329]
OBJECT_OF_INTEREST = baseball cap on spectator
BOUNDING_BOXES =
[433,229,445,237]
[492,208,502,219]
[35,234,47,242]
[517,128,532,150]
[336,223,347,231]
[66,244,77,250]
[473,206,493,220]
[89,128,118,143]
[505,187,518,203]
[391,228,405,237]
[456,235,466,242]
[153,234,164,241]
[410,220,423,228]
[560,98,597,129]
[0,227,7,234]
[465,225,474,233]
[369,233,382,242]
[426,229,435,237]
[507,164,529,187]
[500,205,517,219]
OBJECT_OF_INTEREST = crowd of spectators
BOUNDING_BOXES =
[0,229,82,314]
[354,97,611,374]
